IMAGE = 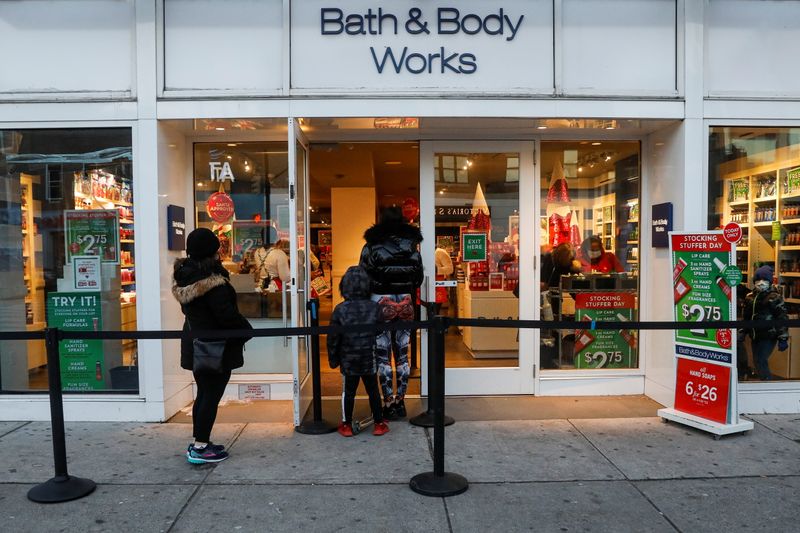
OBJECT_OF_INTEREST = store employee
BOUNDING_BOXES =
[578,236,624,274]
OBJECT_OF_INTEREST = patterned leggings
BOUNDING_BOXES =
[372,294,412,403]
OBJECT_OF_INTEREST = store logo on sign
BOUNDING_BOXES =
[209,161,235,182]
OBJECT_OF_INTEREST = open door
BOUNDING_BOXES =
[289,118,313,425]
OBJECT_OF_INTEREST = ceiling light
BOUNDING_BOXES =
[384,161,402,166]
[605,156,611,162]
[578,167,583,173]
[215,127,225,131]
[537,126,548,130]
[197,182,204,187]
[227,143,237,147]
[226,155,232,160]
[591,142,602,146]
[467,160,473,167]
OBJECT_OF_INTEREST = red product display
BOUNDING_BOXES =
[673,357,731,424]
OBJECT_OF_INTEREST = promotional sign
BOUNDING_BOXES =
[402,197,420,222]
[167,205,186,251]
[65,210,119,264]
[206,192,235,223]
[233,221,268,262]
[722,221,741,244]
[72,256,101,291]
[462,232,487,262]
[673,357,731,424]
[47,292,105,391]
[574,293,638,369]
[651,202,673,248]
[659,231,752,436]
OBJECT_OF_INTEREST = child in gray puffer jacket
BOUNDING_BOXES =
[327,266,389,437]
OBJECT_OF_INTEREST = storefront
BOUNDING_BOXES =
[2,0,800,422]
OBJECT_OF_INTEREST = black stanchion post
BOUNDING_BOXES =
[409,316,468,497]
[410,304,455,428]
[296,299,336,435]
[28,327,96,503]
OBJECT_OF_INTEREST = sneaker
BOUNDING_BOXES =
[373,421,390,436]
[186,444,229,464]
[394,399,407,418]
[187,442,225,455]
[338,422,354,437]
[382,404,398,421]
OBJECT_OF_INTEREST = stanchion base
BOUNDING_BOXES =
[27,475,96,503]
[295,420,337,435]
[410,471,468,497]
[409,410,455,428]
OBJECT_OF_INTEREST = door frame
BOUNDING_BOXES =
[289,117,313,425]
[420,140,539,396]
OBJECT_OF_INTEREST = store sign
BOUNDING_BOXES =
[651,202,673,248]
[47,292,105,391]
[574,293,637,369]
[209,161,235,182]
[64,210,120,264]
[462,232,487,262]
[167,205,186,251]
[291,0,553,91]
[206,192,235,223]
[233,220,268,262]
[72,256,101,291]
[673,356,731,424]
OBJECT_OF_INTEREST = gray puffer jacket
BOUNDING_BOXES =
[327,266,380,376]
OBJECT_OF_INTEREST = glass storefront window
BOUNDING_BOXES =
[193,142,292,374]
[540,141,640,370]
[435,152,520,368]
[0,128,137,393]
[708,126,800,382]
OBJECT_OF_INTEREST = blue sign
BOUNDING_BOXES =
[652,202,673,248]
[676,344,732,365]
[167,205,186,251]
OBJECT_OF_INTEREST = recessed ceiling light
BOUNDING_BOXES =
[384,161,402,166]
[227,143,237,147]
[537,126,548,130]
[215,127,225,131]
[578,167,583,172]
[591,142,602,146]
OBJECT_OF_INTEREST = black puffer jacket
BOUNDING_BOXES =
[172,258,253,371]
[327,266,380,376]
[359,219,424,295]
[742,286,789,342]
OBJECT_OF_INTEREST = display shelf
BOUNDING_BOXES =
[729,199,750,207]
[120,239,135,244]
[121,281,136,287]
[780,272,800,277]
[753,196,778,204]
[786,298,800,304]
[753,221,775,227]
[784,191,800,200]
[626,240,638,245]
[120,218,134,224]
[781,245,800,251]
[121,264,135,268]
[783,218,800,225]
[737,247,749,251]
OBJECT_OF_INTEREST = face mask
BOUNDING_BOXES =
[754,280,770,291]
[589,250,602,260]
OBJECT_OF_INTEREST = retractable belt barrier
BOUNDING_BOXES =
[16,315,798,503]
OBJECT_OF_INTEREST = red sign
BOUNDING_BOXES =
[674,357,731,424]
[206,192,235,223]
[715,329,732,350]
[402,197,420,222]
[574,292,637,309]
[671,233,731,253]
[723,222,742,244]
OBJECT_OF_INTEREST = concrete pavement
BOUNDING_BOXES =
[1,415,799,532]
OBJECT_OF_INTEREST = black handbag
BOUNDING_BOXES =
[189,322,226,375]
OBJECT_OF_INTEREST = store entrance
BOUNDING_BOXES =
[306,142,422,397]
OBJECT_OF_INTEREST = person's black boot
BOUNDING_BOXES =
[394,399,407,418]
[383,403,398,421]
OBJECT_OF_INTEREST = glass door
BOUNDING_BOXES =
[420,141,537,395]
[289,118,312,425]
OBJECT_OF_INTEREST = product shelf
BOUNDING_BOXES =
[753,196,778,204]
[782,218,800,225]
[737,247,749,251]
[786,298,800,304]
[781,245,800,251]
[753,221,776,227]
[729,199,750,207]
[780,272,800,277]
[783,191,800,200]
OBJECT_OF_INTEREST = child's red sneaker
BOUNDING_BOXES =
[338,422,354,437]
[372,421,390,436]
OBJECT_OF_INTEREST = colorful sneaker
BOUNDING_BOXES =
[373,421,390,436]
[394,399,407,418]
[338,422,354,437]
[187,442,225,455]
[186,444,229,464]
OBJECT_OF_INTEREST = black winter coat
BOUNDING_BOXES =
[173,258,254,371]
[742,286,789,342]
[359,220,424,295]
[327,267,380,376]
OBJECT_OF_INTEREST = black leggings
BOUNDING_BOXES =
[341,374,383,424]
[192,370,231,442]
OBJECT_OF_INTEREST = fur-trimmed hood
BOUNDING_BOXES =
[172,257,229,305]
[363,220,423,245]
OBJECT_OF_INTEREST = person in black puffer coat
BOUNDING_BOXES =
[359,206,424,420]
[740,265,789,380]
[173,228,253,463]
[327,266,389,437]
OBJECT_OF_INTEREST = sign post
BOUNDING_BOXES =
[658,231,753,437]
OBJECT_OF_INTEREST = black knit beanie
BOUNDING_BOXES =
[186,228,220,259]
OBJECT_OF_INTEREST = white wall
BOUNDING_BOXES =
[642,122,685,406]
[163,0,284,94]
[706,0,800,98]
[0,0,134,98]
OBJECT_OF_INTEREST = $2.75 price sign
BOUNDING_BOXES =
[65,210,120,264]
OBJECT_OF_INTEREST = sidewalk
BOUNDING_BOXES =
[1,413,799,532]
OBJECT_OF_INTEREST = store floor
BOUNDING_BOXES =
[168,394,662,425]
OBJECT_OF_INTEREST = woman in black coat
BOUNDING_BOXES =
[359,206,424,420]
[172,228,253,464]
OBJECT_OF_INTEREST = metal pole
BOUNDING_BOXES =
[296,299,336,434]
[28,328,96,503]
[410,304,455,428]
[409,316,468,497]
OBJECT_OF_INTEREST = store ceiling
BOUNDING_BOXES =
[540,141,640,183]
